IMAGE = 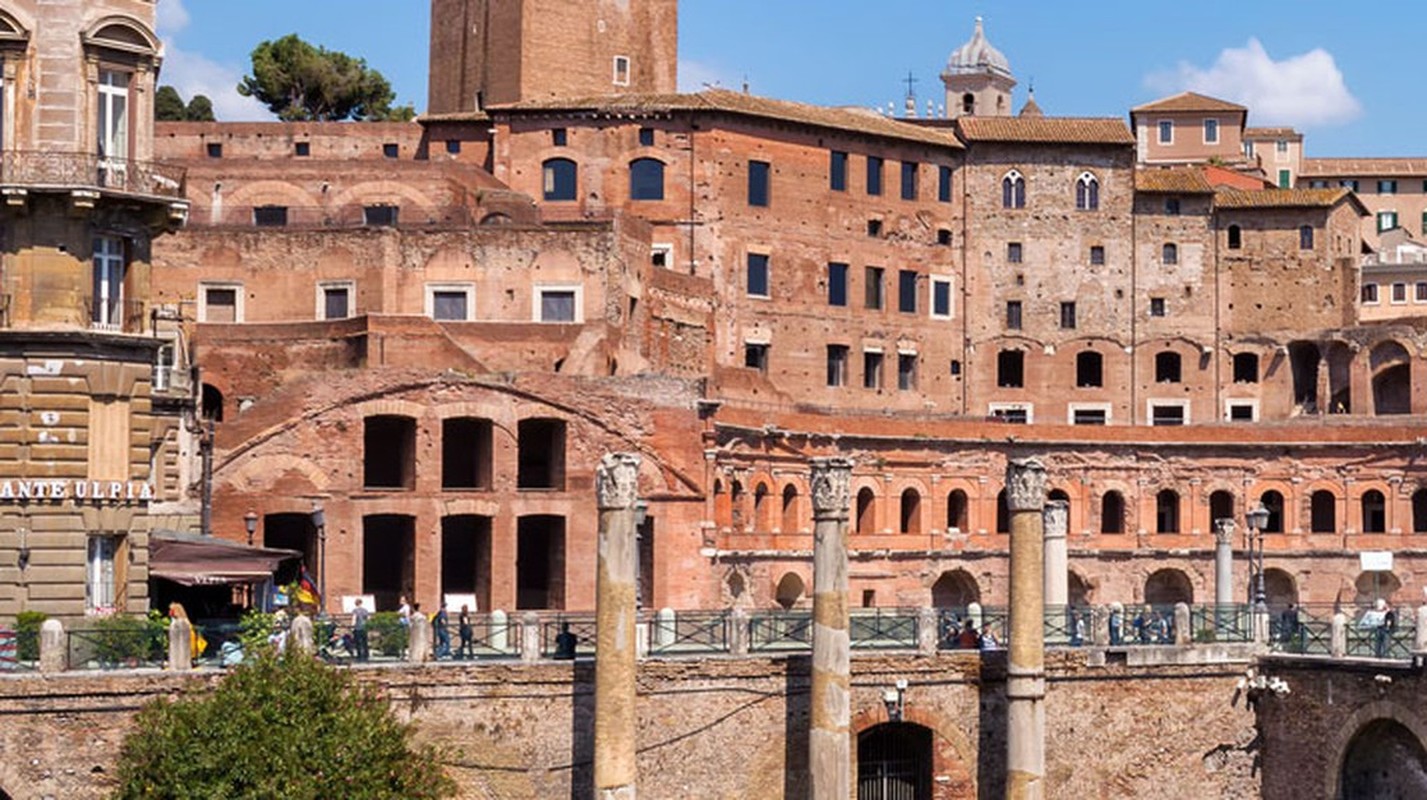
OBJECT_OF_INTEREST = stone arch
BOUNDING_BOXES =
[1310,488,1338,533]
[753,480,773,532]
[1144,568,1193,605]
[1328,702,1427,800]
[945,488,969,532]
[849,704,976,800]
[224,453,332,495]
[1263,568,1297,608]
[223,180,322,211]
[1287,340,1322,412]
[83,15,160,55]
[780,482,800,533]
[855,722,932,799]
[855,487,877,535]
[1099,489,1126,534]
[1155,488,1181,533]
[931,569,980,608]
[1371,341,1412,415]
[899,487,922,534]
[1360,488,1387,533]
[775,571,805,609]
[1327,341,1354,413]
[1209,489,1236,529]
[1354,571,1402,606]
[1259,489,1286,533]
[0,6,33,41]
[328,180,440,214]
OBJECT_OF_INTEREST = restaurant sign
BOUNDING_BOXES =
[0,479,154,503]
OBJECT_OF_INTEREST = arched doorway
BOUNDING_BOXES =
[1263,568,1297,609]
[1339,718,1427,799]
[856,488,877,535]
[1371,341,1412,415]
[775,572,805,609]
[931,570,980,609]
[945,489,968,531]
[857,722,932,800]
[1100,491,1125,534]
[1354,571,1402,607]
[1144,568,1193,605]
[900,488,921,534]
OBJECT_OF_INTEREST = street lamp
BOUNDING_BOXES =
[310,503,327,605]
[243,511,258,546]
[1246,502,1270,613]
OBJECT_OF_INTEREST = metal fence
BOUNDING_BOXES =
[647,610,730,655]
[66,624,166,670]
[850,608,920,650]
[541,615,598,659]
[749,611,812,652]
[0,151,186,199]
[1189,605,1255,644]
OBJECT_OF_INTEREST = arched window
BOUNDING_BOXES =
[713,479,731,529]
[1362,490,1387,533]
[775,572,804,609]
[1299,225,1314,250]
[1260,490,1284,533]
[900,488,921,534]
[730,480,745,531]
[1311,490,1336,533]
[1100,491,1124,534]
[856,487,876,535]
[1227,225,1241,249]
[1156,489,1180,533]
[1210,491,1234,528]
[629,157,665,200]
[946,489,968,531]
[1076,351,1103,387]
[996,489,1010,534]
[1414,489,1427,533]
[1002,170,1025,209]
[961,92,975,115]
[781,484,799,533]
[753,482,772,532]
[1075,172,1099,211]
[200,383,224,421]
[1144,568,1193,605]
[1162,242,1178,265]
[1155,351,1182,383]
[542,158,577,201]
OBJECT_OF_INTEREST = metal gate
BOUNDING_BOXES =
[857,723,932,800]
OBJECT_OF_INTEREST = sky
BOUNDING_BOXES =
[159,0,1413,157]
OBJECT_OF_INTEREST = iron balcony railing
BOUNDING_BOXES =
[0,151,186,200]
[646,610,731,655]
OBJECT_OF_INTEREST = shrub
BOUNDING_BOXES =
[89,612,167,666]
[238,609,277,658]
[15,610,47,661]
[113,651,455,799]
[367,611,408,658]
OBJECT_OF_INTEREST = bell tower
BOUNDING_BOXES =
[941,17,1016,119]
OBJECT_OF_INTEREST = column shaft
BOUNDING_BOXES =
[594,454,641,799]
[810,457,853,800]
[1006,457,1047,800]
[1042,500,1068,607]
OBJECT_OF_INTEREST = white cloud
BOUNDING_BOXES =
[155,0,272,121]
[1145,38,1361,128]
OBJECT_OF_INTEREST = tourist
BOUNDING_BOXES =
[1278,603,1301,652]
[352,598,370,661]
[553,622,578,660]
[957,619,980,649]
[397,595,412,627]
[1108,605,1123,646]
[433,602,451,659]
[457,605,473,660]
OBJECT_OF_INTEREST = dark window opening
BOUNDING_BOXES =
[253,205,288,227]
[856,487,876,534]
[946,490,968,531]
[322,286,350,319]
[516,515,566,609]
[866,156,884,196]
[442,417,493,490]
[1090,245,1105,265]
[1261,491,1285,533]
[294,141,310,157]
[629,158,665,200]
[363,205,398,226]
[1228,404,1255,421]
[638,127,655,147]
[263,513,317,584]
[542,157,577,201]
[898,270,917,313]
[826,345,848,386]
[830,151,848,191]
[1162,243,1178,264]
[1233,353,1259,383]
[1002,174,1025,209]
[748,160,770,206]
[444,139,461,155]
[747,253,770,296]
[552,128,568,146]
[744,343,768,373]
[1101,491,1125,533]
[1076,352,1103,387]
[938,165,952,202]
[901,161,918,200]
[206,142,222,158]
[1155,351,1182,383]
[1149,297,1166,317]
[1413,489,1427,533]
[865,266,885,310]
[867,219,882,237]
[937,229,953,246]
[828,262,848,306]
[863,351,884,390]
[1165,197,1181,215]
[517,418,566,490]
[997,350,1024,387]
[1210,491,1235,527]
[996,490,1010,533]
[1007,242,1023,263]
[897,353,917,391]
[1156,490,1180,533]
[1311,491,1337,533]
[899,489,921,533]
[363,514,415,611]
[364,415,416,489]
[1073,408,1106,425]
[1362,490,1386,533]
[1060,301,1077,329]
[1227,225,1242,249]
[1151,405,1185,426]
[1300,225,1314,250]
[382,143,399,158]
[200,383,224,422]
[441,515,492,614]
[1006,300,1022,330]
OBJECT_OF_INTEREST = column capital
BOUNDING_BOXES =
[1005,457,1048,512]
[1043,499,1068,540]
[1213,517,1237,546]
[596,452,642,510]
[810,457,854,520]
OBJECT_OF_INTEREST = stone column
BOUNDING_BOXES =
[809,457,853,800]
[1005,457,1048,800]
[1042,500,1068,607]
[1213,519,1236,609]
[289,614,315,656]
[39,618,65,673]
[594,453,641,800]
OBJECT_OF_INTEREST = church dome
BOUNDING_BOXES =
[946,17,1011,79]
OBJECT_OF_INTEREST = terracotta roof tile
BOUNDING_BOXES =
[1131,92,1247,114]
[1243,127,1300,140]
[1135,167,1214,194]
[1214,187,1360,210]
[954,116,1134,145]
[489,89,963,148]
[1301,158,1427,177]
[419,110,491,123]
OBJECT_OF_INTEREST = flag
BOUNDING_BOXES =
[295,567,321,609]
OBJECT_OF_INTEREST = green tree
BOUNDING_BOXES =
[155,85,187,121]
[113,652,456,799]
[185,94,216,122]
[238,34,414,122]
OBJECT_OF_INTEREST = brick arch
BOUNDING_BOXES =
[851,700,976,799]
[223,179,321,210]
[1325,700,1427,799]
[1247,479,1296,532]
[224,453,331,494]
[1350,481,1395,532]
[328,180,440,212]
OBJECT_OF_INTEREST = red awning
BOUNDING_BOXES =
[148,531,301,587]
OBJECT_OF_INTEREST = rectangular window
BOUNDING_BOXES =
[1226,402,1257,422]
[1392,283,1408,304]
[382,143,399,159]
[938,165,952,202]
[1309,180,1328,188]
[364,205,398,226]
[828,262,848,306]
[1151,403,1186,426]
[206,142,223,158]
[863,350,884,390]
[318,281,354,320]
[866,156,883,196]
[444,139,461,155]
[826,345,848,387]
[865,266,885,310]
[1157,120,1172,144]
[1090,245,1105,265]
[1278,170,1291,189]
[989,404,1030,424]
[898,269,917,313]
[538,287,580,322]
[1007,242,1022,263]
[613,55,630,86]
[897,353,917,391]
[1149,297,1166,317]
[638,127,655,147]
[426,283,474,321]
[900,161,918,200]
[1006,300,1022,330]
[1379,180,1398,194]
[1060,301,1077,329]
[1203,119,1219,144]
[86,535,120,614]
[552,128,568,146]
[1417,282,1427,302]
[1071,407,1108,425]
[253,205,288,227]
[1422,210,1427,236]
[295,141,311,157]
[1362,283,1379,304]
[1165,198,1181,215]
[744,342,768,373]
[199,283,241,323]
[1276,140,1288,154]
[830,151,848,191]
[651,243,672,269]
[930,277,953,319]
[748,160,770,207]
[1379,211,1399,232]
[1341,180,1359,191]
[746,253,770,297]
[92,235,125,330]
[97,70,130,159]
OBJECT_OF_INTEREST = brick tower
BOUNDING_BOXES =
[942,17,1016,119]
[427,0,678,114]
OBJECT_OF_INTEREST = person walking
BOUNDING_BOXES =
[433,602,451,659]
[352,598,371,661]
[457,605,473,660]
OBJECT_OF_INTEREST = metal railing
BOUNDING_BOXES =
[0,290,147,333]
[1,151,186,200]
[1190,605,1255,644]
[647,610,730,655]
[749,611,812,652]
[66,623,166,670]
[850,608,920,650]
[541,614,597,658]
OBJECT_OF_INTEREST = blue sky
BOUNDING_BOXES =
[160,0,1408,157]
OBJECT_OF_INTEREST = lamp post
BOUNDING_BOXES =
[310,503,326,605]
[244,511,258,547]
[1246,502,1270,613]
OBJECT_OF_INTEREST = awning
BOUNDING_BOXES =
[148,530,302,587]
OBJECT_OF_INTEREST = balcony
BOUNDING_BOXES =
[0,291,146,334]
[0,151,187,202]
